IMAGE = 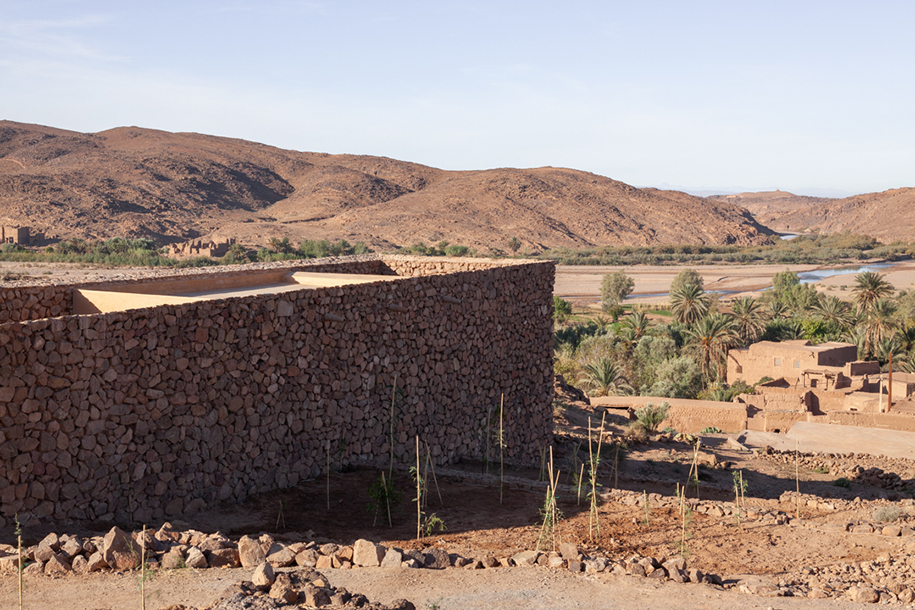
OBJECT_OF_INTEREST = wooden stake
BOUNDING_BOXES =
[577,462,585,505]
[326,439,331,511]
[888,352,894,412]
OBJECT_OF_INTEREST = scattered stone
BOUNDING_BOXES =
[161,551,186,570]
[512,550,540,566]
[559,542,580,561]
[269,573,299,604]
[208,548,240,568]
[252,562,276,588]
[295,549,319,568]
[86,551,108,572]
[422,547,451,570]
[44,552,71,574]
[847,586,879,603]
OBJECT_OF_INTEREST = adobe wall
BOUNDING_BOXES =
[740,388,811,412]
[598,396,748,434]
[0,256,555,526]
[809,412,915,433]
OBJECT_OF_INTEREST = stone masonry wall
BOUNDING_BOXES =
[0,256,555,526]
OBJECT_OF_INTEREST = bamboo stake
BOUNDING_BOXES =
[499,393,505,505]
[795,439,801,519]
[382,471,392,527]
[140,524,147,610]
[425,441,443,506]
[389,374,398,478]
[577,463,585,505]
[416,435,422,540]
[326,439,331,510]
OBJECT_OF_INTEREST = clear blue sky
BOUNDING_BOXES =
[2,1,913,196]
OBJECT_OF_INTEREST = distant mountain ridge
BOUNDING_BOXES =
[0,121,777,251]
[718,189,915,241]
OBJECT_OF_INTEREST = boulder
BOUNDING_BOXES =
[208,548,240,568]
[185,547,208,569]
[161,551,185,570]
[559,542,580,561]
[353,539,385,567]
[237,536,266,569]
[101,527,139,571]
[847,586,879,603]
[266,543,296,568]
[269,573,299,604]
[71,555,89,575]
[381,547,403,568]
[423,547,451,569]
[87,551,108,572]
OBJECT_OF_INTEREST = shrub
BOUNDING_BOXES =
[633,402,669,435]
[833,477,852,489]
[873,505,903,523]
[553,296,572,323]
[700,426,722,434]
[601,270,634,312]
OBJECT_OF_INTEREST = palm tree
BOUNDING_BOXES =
[852,271,894,314]
[766,301,790,320]
[683,314,737,383]
[812,294,854,331]
[625,311,650,340]
[875,335,905,364]
[670,284,710,325]
[861,298,898,358]
[579,357,633,397]
[728,297,767,345]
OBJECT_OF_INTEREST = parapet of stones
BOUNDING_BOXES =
[0,255,555,526]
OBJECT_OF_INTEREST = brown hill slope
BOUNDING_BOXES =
[715,188,915,241]
[0,121,775,250]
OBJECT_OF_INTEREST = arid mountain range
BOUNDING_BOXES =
[712,189,915,243]
[0,121,776,251]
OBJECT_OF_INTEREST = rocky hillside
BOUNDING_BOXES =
[0,121,776,250]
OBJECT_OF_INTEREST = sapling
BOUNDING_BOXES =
[587,413,606,541]
[15,514,23,610]
[536,446,562,551]
[499,393,505,505]
[641,490,651,526]
[414,436,423,540]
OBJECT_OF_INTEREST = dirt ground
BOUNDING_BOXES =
[554,260,915,306]
[4,400,915,609]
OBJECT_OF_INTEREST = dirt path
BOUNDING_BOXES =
[0,567,876,610]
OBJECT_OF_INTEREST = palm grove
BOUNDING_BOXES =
[554,268,915,400]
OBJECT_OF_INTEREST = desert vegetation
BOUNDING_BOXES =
[555,267,915,400]
[539,232,914,266]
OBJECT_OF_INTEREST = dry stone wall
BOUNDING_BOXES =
[0,256,555,526]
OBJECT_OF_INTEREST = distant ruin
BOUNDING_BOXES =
[0,255,555,526]
[167,237,236,258]
[0,226,31,246]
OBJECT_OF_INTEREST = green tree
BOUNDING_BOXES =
[683,314,737,383]
[601,270,634,312]
[670,268,704,295]
[645,356,702,399]
[508,237,521,253]
[852,271,894,314]
[267,237,292,254]
[553,296,573,323]
[670,284,710,325]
